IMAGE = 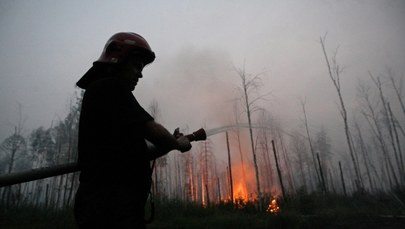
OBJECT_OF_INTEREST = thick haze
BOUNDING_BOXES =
[1,0,404,160]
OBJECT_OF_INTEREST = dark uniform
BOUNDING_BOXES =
[74,63,153,228]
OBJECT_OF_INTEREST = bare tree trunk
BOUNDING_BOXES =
[244,86,262,201]
[217,177,221,203]
[307,164,315,192]
[370,73,404,183]
[360,102,399,187]
[176,155,183,200]
[183,153,194,202]
[353,120,375,192]
[226,132,234,203]
[45,183,50,209]
[387,69,405,118]
[387,102,404,183]
[234,65,268,206]
[328,168,336,194]
[298,156,307,192]
[300,100,321,188]
[198,140,214,205]
[292,132,308,192]
[278,132,296,195]
[338,161,347,196]
[316,153,327,194]
[320,36,361,190]
[272,140,286,201]
[262,131,274,194]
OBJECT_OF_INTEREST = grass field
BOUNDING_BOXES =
[1,190,404,229]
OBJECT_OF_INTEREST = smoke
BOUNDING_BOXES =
[137,45,236,132]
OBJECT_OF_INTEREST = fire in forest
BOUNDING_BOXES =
[266,197,281,214]
[234,181,248,201]
[230,163,257,202]
[233,181,249,208]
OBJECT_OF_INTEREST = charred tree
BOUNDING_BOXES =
[272,140,286,201]
[225,132,234,203]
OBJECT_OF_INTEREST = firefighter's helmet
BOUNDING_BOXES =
[97,32,155,65]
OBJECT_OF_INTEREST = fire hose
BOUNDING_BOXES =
[0,124,263,188]
[0,124,275,223]
[0,128,207,188]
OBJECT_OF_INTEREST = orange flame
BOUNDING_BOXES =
[234,181,248,201]
[231,162,257,203]
[266,197,281,214]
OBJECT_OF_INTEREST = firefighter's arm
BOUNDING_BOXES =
[144,121,192,160]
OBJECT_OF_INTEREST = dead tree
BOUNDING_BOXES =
[353,119,375,192]
[198,139,215,206]
[369,73,404,183]
[276,126,296,195]
[225,132,234,203]
[386,69,405,118]
[314,127,332,192]
[338,161,347,196]
[316,153,327,194]
[289,130,309,193]
[234,64,268,206]
[272,140,287,201]
[256,111,275,195]
[183,152,195,202]
[300,99,321,190]
[320,36,362,190]
[259,128,274,195]
[387,102,404,183]
[357,84,399,188]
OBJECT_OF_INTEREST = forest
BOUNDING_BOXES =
[1,38,404,228]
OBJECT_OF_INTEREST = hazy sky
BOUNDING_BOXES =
[1,0,404,159]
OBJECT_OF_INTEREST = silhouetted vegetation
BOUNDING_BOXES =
[1,190,404,228]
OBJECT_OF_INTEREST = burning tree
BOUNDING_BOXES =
[234,64,269,208]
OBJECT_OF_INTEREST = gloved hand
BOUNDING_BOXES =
[173,128,192,152]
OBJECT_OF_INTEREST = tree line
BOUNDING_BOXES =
[1,39,404,210]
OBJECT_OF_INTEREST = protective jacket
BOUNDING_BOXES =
[76,62,154,185]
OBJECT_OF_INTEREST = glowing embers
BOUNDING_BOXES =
[266,197,281,214]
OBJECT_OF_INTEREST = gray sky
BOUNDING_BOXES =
[1,0,404,160]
